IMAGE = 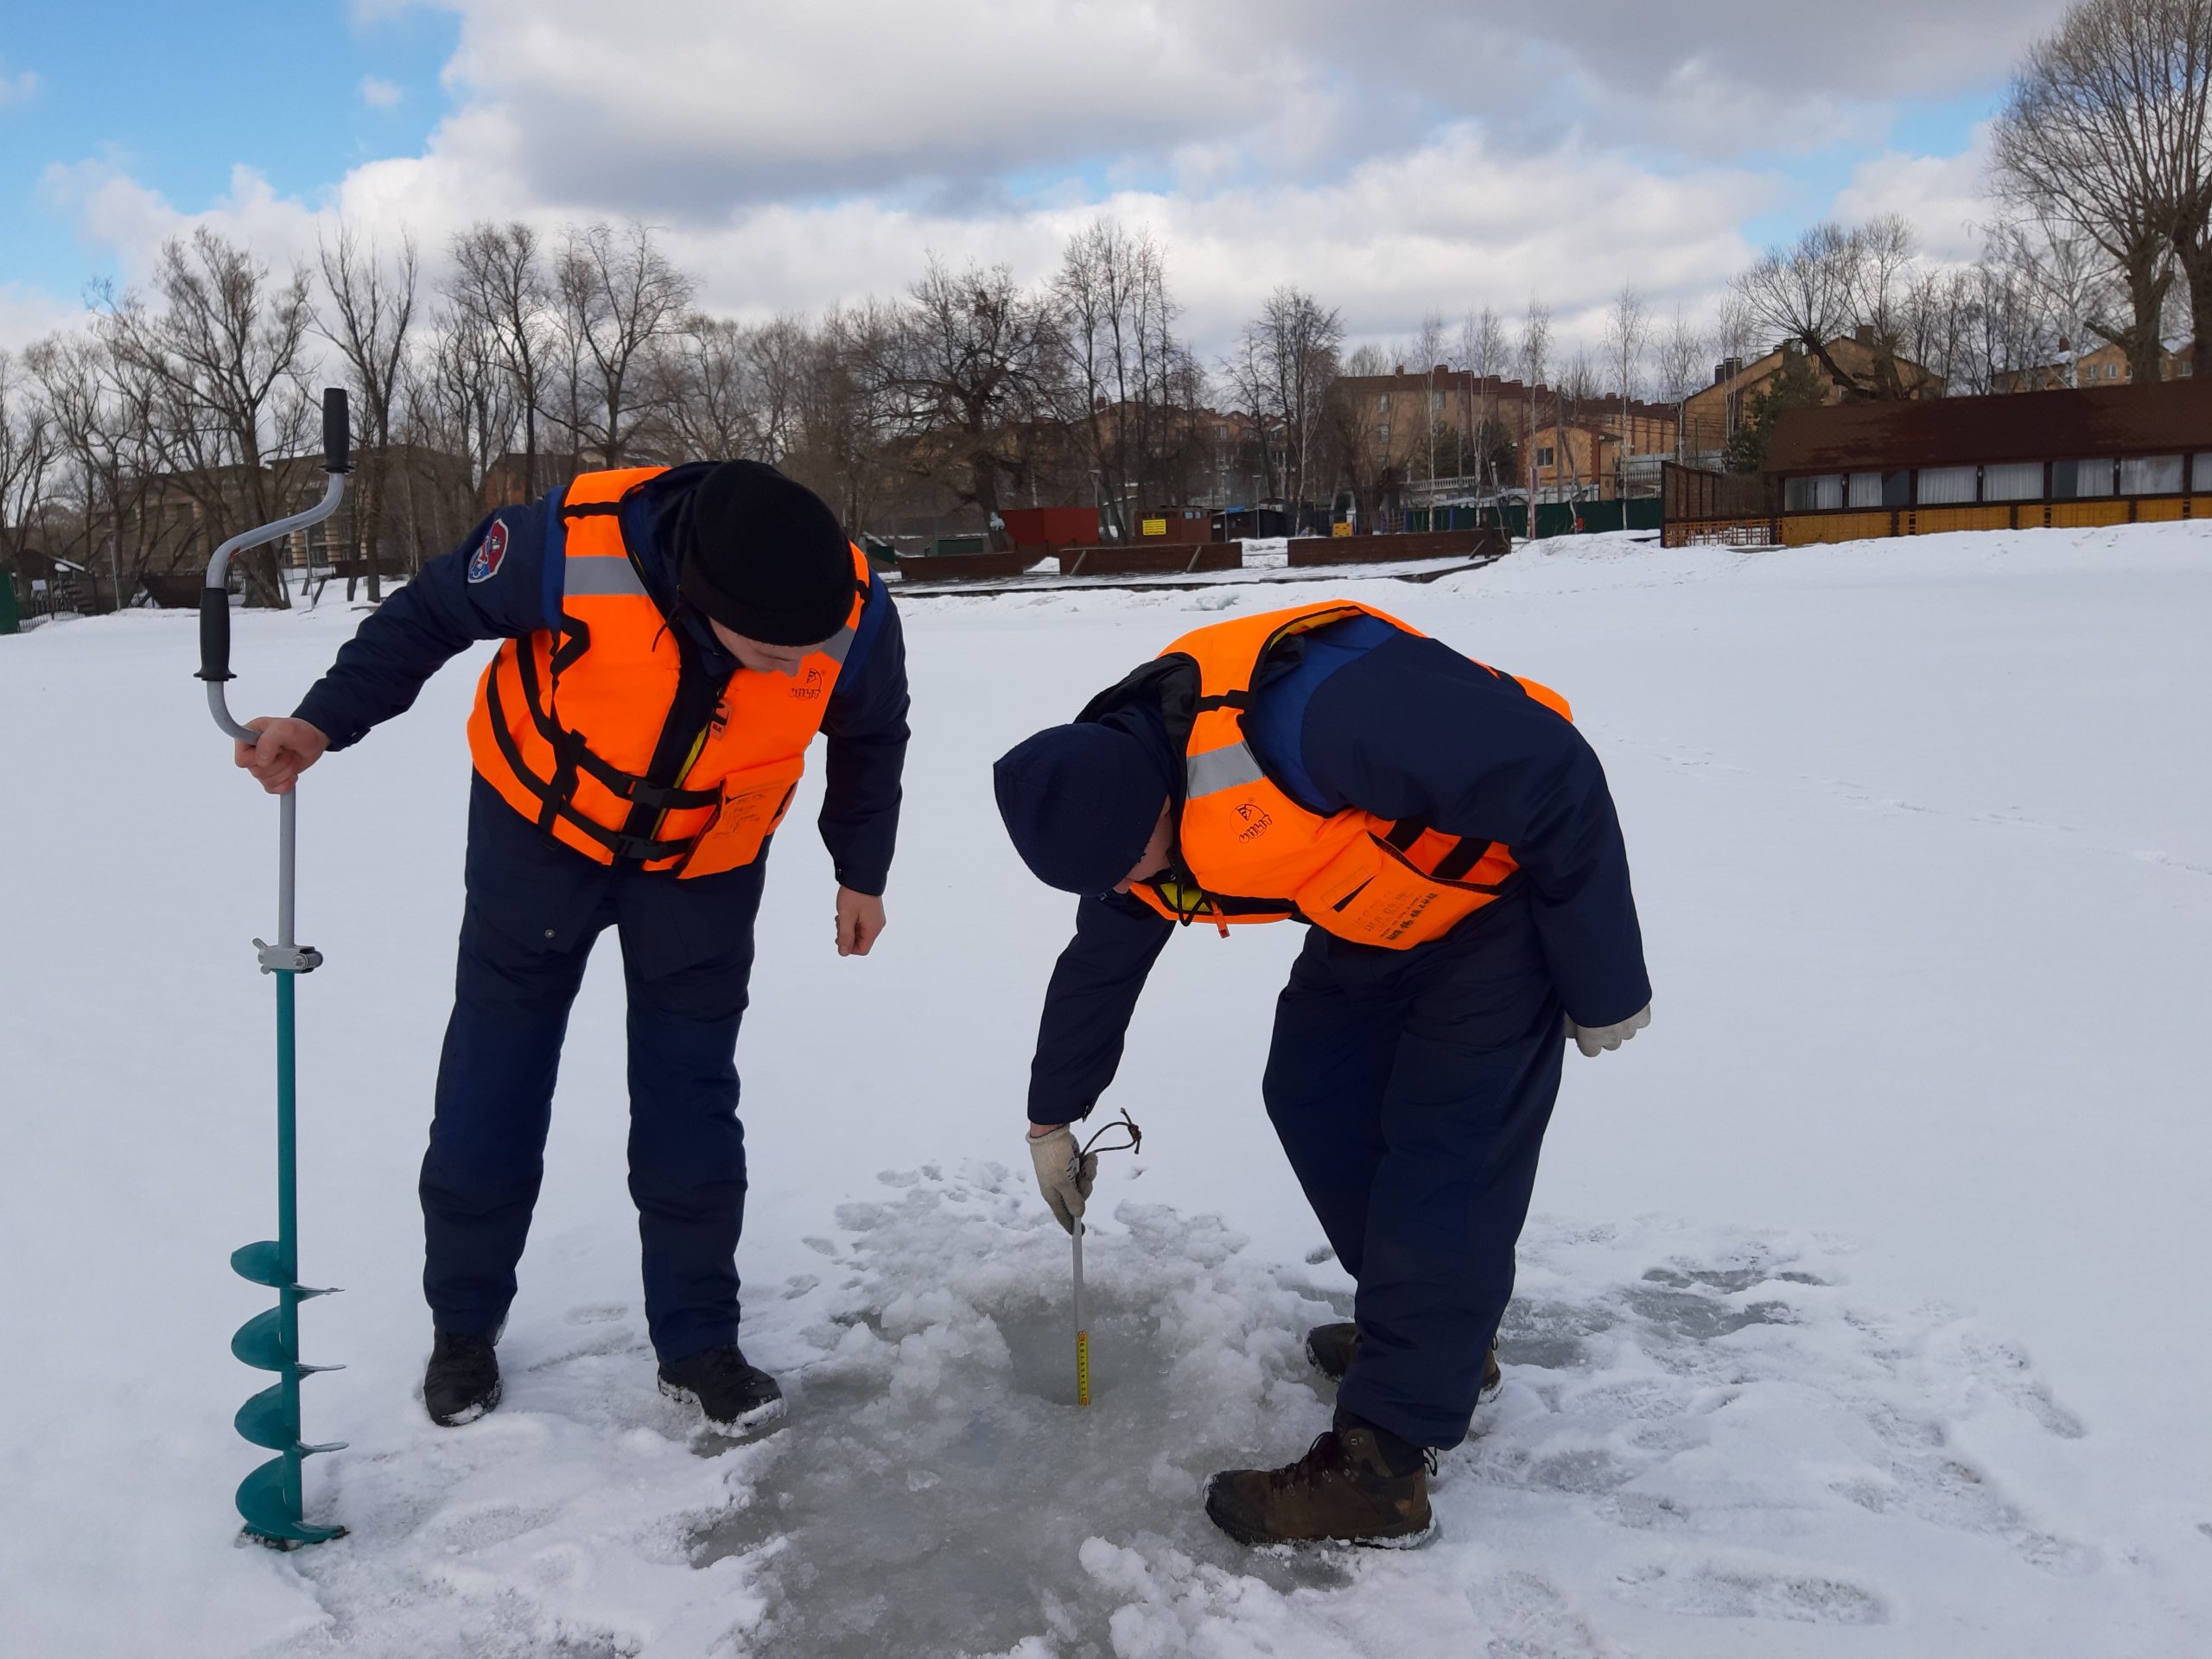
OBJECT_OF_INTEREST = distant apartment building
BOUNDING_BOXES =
[1999,340,2196,393]
[1681,334,1944,461]
[1333,365,1677,499]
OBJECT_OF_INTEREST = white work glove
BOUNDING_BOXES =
[1025,1123,1098,1234]
[1566,1001,1651,1058]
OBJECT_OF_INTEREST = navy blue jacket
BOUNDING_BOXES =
[1027,617,1649,1122]
[294,463,910,895]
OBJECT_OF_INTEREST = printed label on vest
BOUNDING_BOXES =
[467,519,509,583]
[1298,833,1494,948]
[676,755,806,880]
[1230,798,1274,842]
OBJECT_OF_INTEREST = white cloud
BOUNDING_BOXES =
[385,0,2069,203]
[35,124,1773,360]
[1832,127,1997,264]
[13,3,2051,360]
[359,76,404,110]
[0,284,89,353]
[0,63,39,106]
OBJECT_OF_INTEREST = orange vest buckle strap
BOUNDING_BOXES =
[466,466,872,877]
[1119,601,1573,951]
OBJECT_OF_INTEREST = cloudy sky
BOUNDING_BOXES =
[0,1,2071,359]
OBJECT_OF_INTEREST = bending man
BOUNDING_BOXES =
[236,461,908,1433]
[994,601,1646,1546]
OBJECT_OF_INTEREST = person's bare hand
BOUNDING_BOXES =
[835,887,887,957]
[234,716,329,795]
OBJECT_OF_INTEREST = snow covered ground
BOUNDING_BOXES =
[3,523,2209,1657]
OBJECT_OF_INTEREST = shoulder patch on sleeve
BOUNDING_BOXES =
[467,519,509,583]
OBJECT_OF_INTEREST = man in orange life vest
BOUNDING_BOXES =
[235,461,908,1433]
[994,602,1649,1547]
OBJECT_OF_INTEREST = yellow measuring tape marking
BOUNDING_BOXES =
[1076,1330,1091,1407]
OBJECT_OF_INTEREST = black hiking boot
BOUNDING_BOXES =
[1304,1321,1503,1398]
[1205,1418,1435,1548]
[424,1330,501,1427]
[658,1345,785,1432]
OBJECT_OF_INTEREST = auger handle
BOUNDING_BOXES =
[321,386,353,477]
[200,390,351,741]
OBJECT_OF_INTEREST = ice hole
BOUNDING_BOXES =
[686,1251,1352,1656]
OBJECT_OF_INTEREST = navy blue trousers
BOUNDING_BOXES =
[1261,893,1566,1449]
[421,778,766,1362]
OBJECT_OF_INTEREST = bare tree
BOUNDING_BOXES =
[1655,309,1704,460]
[1603,284,1650,495]
[1992,0,2212,375]
[1056,219,1192,536]
[550,221,696,467]
[448,222,552,499]
[316,228,417,597]
[1712,296,1758,453]
[745,316,816,464]
[1733,217,1935,398]
[864,258,1065,539]
[1557,352,1599,499]
[790,302,898,533]
[1226,286,1343,524]
[658,314,760,461]
[102,229,313,607]
[1408,309,1449,491]
[1459,306,1509,491]
[0,349,52,591]
[1516,298,1551,499]
[1318,341,1411,528]
[403,302,520,559]
[22,332,184,608]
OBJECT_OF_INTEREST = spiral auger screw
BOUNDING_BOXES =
[199,388,353,1548]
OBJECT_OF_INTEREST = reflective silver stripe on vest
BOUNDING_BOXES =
[821,625,856,665]
[1186,741,1268,799]
[563,554,649,598]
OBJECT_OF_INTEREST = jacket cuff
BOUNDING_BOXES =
[291,688,365,753]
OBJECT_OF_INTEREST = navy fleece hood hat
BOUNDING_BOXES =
[994,708,1177,895]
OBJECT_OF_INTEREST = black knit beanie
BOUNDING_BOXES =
[678,461,854,645]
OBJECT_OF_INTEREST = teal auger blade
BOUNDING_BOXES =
[233,1244,342,1300]
[236,1457,345,1548]
[231,1241,286,1287]
[236,1388,349,1455]
[234,1385,296,1451]
[231,1307,289,1372]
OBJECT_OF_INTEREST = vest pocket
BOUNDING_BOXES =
[1295,832,1502,949]
[675,756,806,879]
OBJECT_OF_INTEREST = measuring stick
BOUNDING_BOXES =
[1073,1220,1090,1407]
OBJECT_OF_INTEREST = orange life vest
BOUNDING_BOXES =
[465,465,871,879]
[1121,601,1573,950]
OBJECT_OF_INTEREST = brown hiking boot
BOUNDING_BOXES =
[1205,1424,1435,1547]
[1304,1321,1503,1397]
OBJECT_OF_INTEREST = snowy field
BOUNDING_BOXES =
[3,524,2209,1657]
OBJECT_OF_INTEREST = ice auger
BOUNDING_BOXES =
[198,388,353,1548]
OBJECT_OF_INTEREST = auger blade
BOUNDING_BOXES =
[230,1307,289,1372]
[234,1385,297,1451]
[231,1241,287,1287]
[299,1440,348,1457]
[236,1457,345,1548]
